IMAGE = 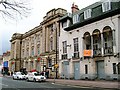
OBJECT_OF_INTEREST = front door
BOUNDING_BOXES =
[63,61,69,79]
[96,61,105,79]
[74,62,80,80]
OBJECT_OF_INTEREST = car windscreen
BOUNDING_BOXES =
[34,73,40,76]
[17,72,24,75]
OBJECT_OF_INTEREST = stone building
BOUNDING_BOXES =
[2,51,10,74]
[10,33,23,72]
[59,1,120,80]
[10,8,67,78]
[0,55,3,73]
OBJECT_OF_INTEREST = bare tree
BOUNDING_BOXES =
[0,0,31,20]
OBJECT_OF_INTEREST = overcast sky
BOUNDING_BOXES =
[0,0,100,55]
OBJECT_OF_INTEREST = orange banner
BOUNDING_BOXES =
[84,50,91,56]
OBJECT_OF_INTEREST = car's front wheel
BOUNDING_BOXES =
[13,77,15,80]
[33,78,36,82]
[26,78,29,82]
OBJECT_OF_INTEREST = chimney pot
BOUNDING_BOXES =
[71,3,79,13]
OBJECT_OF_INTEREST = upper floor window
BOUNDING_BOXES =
[62,41,67,53]
[73,14,79,24]
[31,37,34,44]
[84,9,92,19]
[103,26,113,55]
[26,48,29,57]
[102,0,111,12]
[22,41,25,47]
[31,47,34,56]
[73,38,79,52]
[26,39,29,46]
[50,37,53,51]
[37,45,40,55]
[37,35,40,42]
[62,20,67,28]
[48,24,53,34]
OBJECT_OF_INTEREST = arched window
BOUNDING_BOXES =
[92,29,101,56]
[83,32,91,50]
[103,26,113,55]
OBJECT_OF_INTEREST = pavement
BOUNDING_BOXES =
[0,74,119,89]
[47,79,120,89]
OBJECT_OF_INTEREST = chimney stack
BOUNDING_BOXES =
[71,3,79,13]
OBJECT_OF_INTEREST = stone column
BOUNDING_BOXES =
[112,30,116,54]
[82,37,84,58]
[91,36,93,56]
[101,33,104,56]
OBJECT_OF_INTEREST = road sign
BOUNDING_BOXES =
[54,64,59,68]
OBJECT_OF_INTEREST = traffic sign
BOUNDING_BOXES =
[54,64,59,68]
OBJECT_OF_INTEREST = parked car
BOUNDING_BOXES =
[26,72,46,82]
[13,72,26,80]
[24,72,30,80]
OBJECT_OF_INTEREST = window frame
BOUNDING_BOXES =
[73,38,79,52]
[84,9,92,20]
[62,20,67,28]
[102,0,111,12]
[113,63,117,74]
[73,14,79,24]
[62,41,67,54]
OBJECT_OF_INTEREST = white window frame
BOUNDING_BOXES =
[73,38,79,52]
[62,41,67,54]
[102,0,111,12]
[73,14,79,24]
[84,9,92,19]
[62,21,67,28]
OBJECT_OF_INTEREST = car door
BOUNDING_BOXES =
[29,73,34,81]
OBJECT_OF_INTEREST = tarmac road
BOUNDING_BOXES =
[0,76,118,90]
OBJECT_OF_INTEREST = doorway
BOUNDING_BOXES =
[96,61,105,79]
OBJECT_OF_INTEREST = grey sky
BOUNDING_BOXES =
[0,0,100,55]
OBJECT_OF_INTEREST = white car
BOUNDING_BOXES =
[13,72,26,80]
[26,72,46,82]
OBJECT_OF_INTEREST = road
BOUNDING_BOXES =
[0,77,117,90]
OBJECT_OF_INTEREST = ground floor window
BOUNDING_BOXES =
[117,63,120,74]
[85,65,88,74]
[113,63,117,74]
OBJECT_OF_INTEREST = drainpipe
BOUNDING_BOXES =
[55,22,58,79]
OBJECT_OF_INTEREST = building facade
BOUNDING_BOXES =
[2,51,10,75]
[10,8,67,78]
[0,55,3,73]
[59,1,120,80]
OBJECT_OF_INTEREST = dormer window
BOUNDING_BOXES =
[84,9,92,19]
[102,0,111,12]
[73,14,79,24]
[62,20,67,28]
